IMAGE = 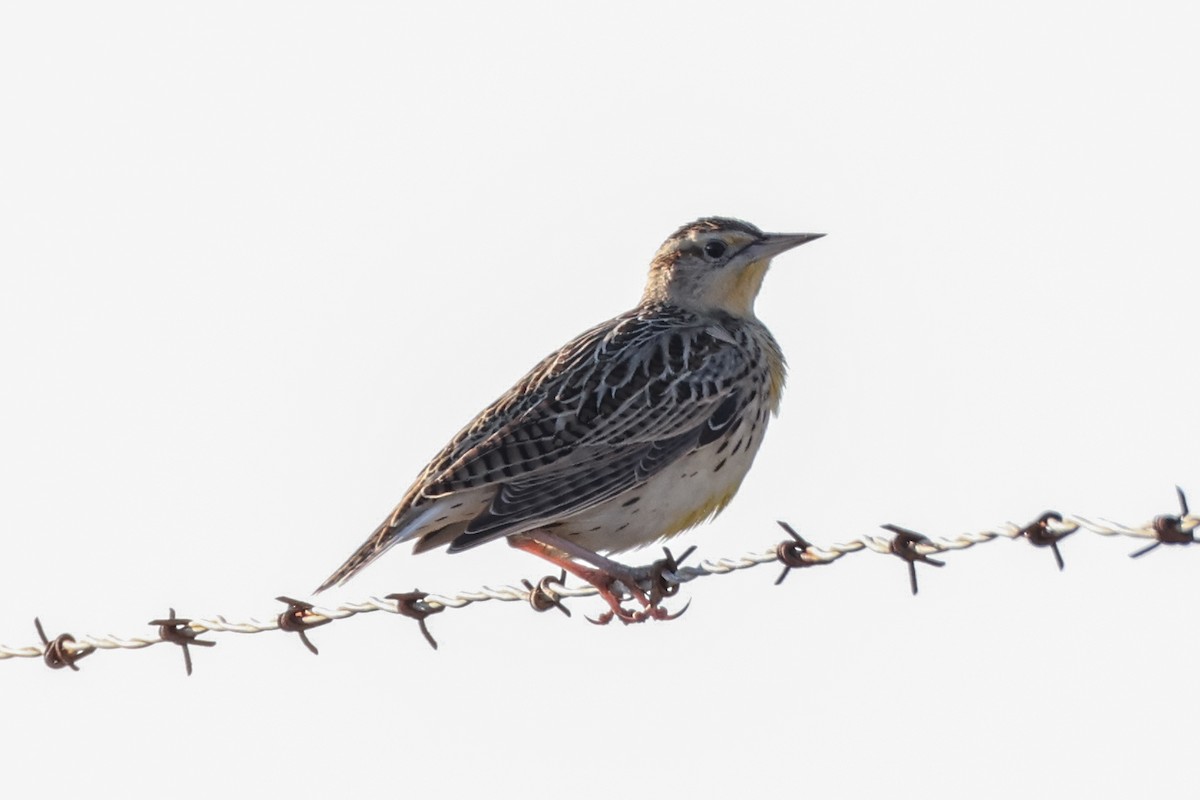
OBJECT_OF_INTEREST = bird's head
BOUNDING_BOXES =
[642,217,824,317]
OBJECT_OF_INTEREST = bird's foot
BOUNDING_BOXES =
[617,545,696,605]
[510,536,695,625]
[584,546,695,625]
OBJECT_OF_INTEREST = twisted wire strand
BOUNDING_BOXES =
[2,508,1195,664]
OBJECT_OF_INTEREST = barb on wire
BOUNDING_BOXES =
[385,591,443,650]
[1131,485,1194,558]
[148,607,214,676]
[880,524,946,595]
[1018,511,1073,570]
[33,617,93,671]
[275,596,331,656]
[774,521,826,585]
[520,573,571,619]
[2,489,1196,672]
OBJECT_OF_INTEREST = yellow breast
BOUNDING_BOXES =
[661,481,746,537]
[756,326,787,415]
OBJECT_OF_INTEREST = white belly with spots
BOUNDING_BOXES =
[555,411,770,553]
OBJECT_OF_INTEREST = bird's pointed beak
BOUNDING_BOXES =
[753,232,826,259]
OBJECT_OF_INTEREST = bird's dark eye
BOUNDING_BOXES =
[704,240,727,259]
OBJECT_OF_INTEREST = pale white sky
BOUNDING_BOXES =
[2,3,1198,798]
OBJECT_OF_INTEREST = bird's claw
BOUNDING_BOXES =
[636,598,691,622]
[584,546,695,624]
[585,597,691,626]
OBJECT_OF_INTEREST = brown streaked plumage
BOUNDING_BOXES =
[315,217,823,620]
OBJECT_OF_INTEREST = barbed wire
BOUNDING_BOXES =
[3,487,1196,673]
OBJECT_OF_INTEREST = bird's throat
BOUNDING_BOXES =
[721,259,769,317]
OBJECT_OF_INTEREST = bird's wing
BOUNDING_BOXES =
[447,391,742,549]
[419,309,749,496]
[427,309,753,548]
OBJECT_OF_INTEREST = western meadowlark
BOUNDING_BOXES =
[316,217,823,622]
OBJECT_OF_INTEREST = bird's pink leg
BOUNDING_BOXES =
[509,533,689,624]
[508,536,645,624]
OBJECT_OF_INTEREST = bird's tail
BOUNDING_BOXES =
[313,502,452,593]
[313,517,402,594]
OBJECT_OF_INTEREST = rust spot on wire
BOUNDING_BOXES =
[148,607,214,676]
[1018,511,1071,570]
[275,596,331,655]
[520,572,571,618]
[881,524,945,595]
[1131,486,1194,558]
[774,520,825,585]
[33,617,94,671]
[386,591,445,650]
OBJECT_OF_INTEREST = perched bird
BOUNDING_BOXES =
[316,217,823,622]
